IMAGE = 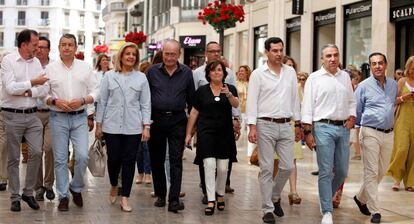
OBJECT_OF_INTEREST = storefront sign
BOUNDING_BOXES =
[344,1,372,20]
[292,0,304,15]
[179,35,206,48]
[314,9,336,26]
[286,17,301,32]
[147,42,162,51]
[391,4,414,22]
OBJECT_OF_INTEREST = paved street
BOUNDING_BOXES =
[0,131,413,224]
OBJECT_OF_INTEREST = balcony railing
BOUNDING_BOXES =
[41,0,50,6]
[16,0,28,6]
[17,19,27,26]
[39,19,49,26]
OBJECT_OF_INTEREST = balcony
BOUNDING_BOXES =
[17,19,27,26]
[0,18,3,25]
[0,0,4,5]
[39,18,49,26]
[40,0,50,6]
[16,0,27,6]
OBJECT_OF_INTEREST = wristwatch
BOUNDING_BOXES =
[52,98,56,106]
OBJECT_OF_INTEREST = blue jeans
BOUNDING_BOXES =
[313,122,350,214]
[49,111,89,199]
[136,142,151,174]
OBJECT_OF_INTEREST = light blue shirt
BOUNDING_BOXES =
[355,76,398,130]
[96,70,151,135]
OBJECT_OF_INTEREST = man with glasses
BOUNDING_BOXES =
[192,41,240,204]
[147,39,195,213]
[34,36,55,201]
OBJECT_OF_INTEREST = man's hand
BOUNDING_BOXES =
[55,99,72,112]
[294,127,303,142]
[305,133,316,151]
[68,99,83,110]
[24,89,32,97]
[31,74,49,86]
[87,116,94,132]
[248,124,257,144]
[233,119,241,140]
[344,116,356,129]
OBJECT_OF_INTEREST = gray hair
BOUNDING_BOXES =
[163,39,181,52]
[320,44,339,58]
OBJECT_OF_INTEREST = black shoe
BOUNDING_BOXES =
[58,197,69,211]
[201,194,208,205]
[10,201,21,212]
[225,185,234,193]
[22,195,40,210]
[353,195,371,216]
[154,197,166,207]
[0,183,7,191]
[45,188,55,200]
[168,200,185,213]
[371,213,381,223]
[273,199,284,217]
[205,201,215,216]
[69,188,83,207]
[262,212,275,223]
[35,187,46,201]
[311,171,319,176]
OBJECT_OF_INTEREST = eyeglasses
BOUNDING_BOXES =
[38,46,49,50]
[298,78,306,81]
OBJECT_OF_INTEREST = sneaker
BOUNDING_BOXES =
[262,212,275,223]
[168,200,184,213]
[371,213,381,223]
[22,195,40,210]
[35,187,46,201]
[321,212,333,224]
[353,195,371,216]
[273,199,284,217]
[58,197,69,211]
[45,188,55,200]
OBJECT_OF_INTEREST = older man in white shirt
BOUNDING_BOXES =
[1,29,49,212]
[301,44,356,224]
[44,34,98,211]
[246,37,301,224]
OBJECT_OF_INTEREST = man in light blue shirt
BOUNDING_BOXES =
[353,52,398,224]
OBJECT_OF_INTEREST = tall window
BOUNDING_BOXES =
[80,13,85,29]
[238,30,249,66]
[41,0,50,6]
[0,0,4,5]
[313,9,336,71]
[0,11,3,25]
[17,0,27,5]
[253,25,268,69]
[64,12,69,27]
[41,11,49,26]
[18,11,26,26]
[15,32,19,46]
[0,32,4,47]
[286,17,301,70]
[78,33,85,45]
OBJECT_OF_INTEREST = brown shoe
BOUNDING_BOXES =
[69,188,83,207]
[58,197,69,211]
[225,185,234,194]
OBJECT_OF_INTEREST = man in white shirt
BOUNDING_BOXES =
[1,29,49,212]
[34,36,55,202]
[246,37,301,224]
[301,44,356,224]
[0,52,10,192]
[192,41,240,202]
[44,34,98,211]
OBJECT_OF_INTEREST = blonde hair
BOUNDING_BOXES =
[404,56,414,77]
[237,65,252,81]
[115,42,140,72]
[297,72,309,79]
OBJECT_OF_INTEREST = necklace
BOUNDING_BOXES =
[214,96,220,102]
[210,83,221,102]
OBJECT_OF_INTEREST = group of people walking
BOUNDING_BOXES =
[0,28,413,224]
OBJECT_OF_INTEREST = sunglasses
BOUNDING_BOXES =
[298,78,306,81]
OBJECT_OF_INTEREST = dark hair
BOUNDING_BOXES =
[17,29,38,48]
[283,55,297,71]
[152,50,163,64]
[264,37,284,51]
[368,52,387,64]
[206,41,220,49]
[59,33,77,46]
[205,60,228,83]
[39,36,50,49]
[95,54,109,71]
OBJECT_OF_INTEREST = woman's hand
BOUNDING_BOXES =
[185,134,192,147]
[95,123,103,139]
[220,84,230,95]
[141,127,150,142]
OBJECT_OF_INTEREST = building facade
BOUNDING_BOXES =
[0,0,102,64]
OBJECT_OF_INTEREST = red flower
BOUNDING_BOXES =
[198,0,245,32]
[124,31,147,47]
[75,51,84,60]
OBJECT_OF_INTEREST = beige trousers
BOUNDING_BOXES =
[357,126,393,214]
[0,113,7,183]
[35,111,54,190]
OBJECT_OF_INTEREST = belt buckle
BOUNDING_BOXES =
[165,111,172,116]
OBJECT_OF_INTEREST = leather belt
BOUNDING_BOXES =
[258,117,291,123]
[55,109,85,115]
[37,109,50,113]
[365,126,393,133]
[153,110,183,117]
[318,119,346,126]
[2,107,37,114]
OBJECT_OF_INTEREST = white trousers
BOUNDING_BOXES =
[203,157,229,201]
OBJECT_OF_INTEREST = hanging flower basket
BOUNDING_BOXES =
[93,44,109,54]
[75,51,84,60]
[124,31,147,47]
[198,0,245,33]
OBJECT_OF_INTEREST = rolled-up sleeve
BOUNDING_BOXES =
[246,71,260,125]
[140,79,152,125]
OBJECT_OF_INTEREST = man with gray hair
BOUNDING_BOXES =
[302,44,356,224]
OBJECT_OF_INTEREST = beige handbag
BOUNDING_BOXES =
[88,139,107,177]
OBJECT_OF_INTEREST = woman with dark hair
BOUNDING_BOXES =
[95,54,110,81]
[185,60,239,215]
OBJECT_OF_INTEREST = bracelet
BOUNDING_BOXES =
[144,125,150,129]
[304,129,312,136]
[52,98,56,106]
[81,97,86,105]
[226,92,233,98]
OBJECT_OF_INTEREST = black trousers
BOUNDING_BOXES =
[104,133,141,197]
[148,113,186,202]
[199,160,233,195]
